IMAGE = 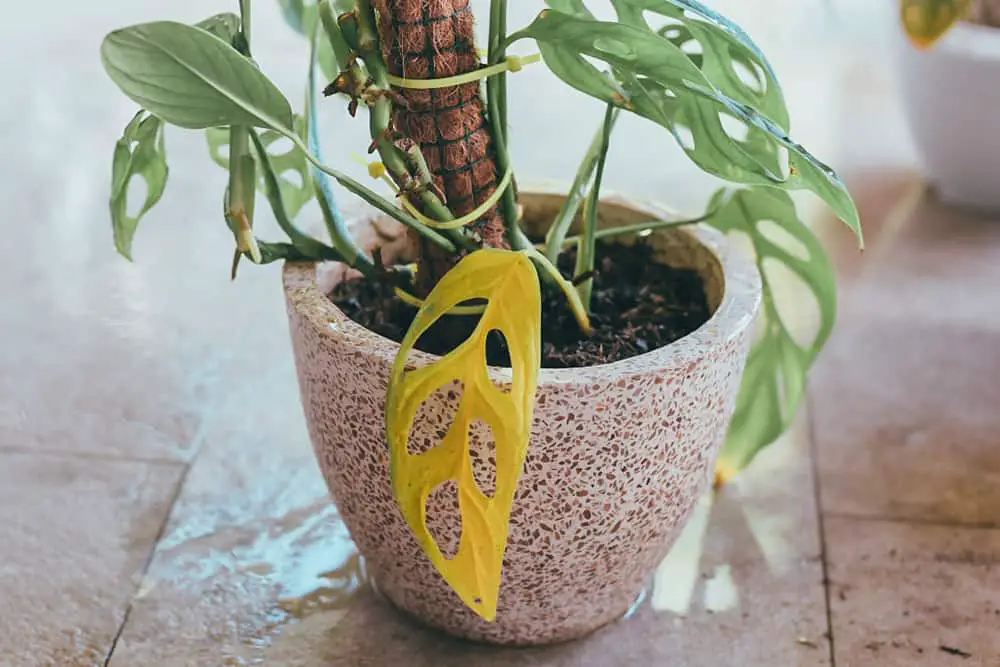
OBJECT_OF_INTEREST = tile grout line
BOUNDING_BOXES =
[806,392,837,667]
[103,459,194,667]
[102,398,221,666]
[823,511,1000,532]
[0,444,189,468]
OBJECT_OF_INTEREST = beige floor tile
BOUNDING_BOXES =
[105,353,358,666]
[826,516,1000,666]
[0,452,182,667]
[813,194,1000,526]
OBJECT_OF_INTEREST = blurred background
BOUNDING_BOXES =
[2,1,998,665]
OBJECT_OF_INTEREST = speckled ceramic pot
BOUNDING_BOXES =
[282,190,761,646]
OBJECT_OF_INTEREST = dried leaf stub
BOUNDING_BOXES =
[900,0,971,48]
[386,249,542,622]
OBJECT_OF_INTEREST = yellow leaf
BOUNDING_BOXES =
[386,249,542,622]
[900,0,971,49]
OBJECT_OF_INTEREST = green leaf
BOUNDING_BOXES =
[611,0,789,129]
[110,110,169,260]
[195,12,242,44]
[254,239,344,264]
[706,187,837,478]
[544,0,594,16]
[206,116,315,219]
[513,10,863,246]
[544,0,788,129]
[100,21,294,131]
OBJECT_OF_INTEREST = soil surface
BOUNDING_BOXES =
[329,241,711,369]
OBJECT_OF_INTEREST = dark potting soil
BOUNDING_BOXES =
[329,241,711,369]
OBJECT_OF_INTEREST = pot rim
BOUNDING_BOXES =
[283,186,762,385]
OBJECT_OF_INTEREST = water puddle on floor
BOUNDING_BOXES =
[143,427,807,664]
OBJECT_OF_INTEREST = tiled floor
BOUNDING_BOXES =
[2,0,999,665]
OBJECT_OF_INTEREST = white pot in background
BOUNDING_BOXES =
[897,20,1000,211]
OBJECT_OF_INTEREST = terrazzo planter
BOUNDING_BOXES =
[897,20,1000,211]
[282,189,761,645]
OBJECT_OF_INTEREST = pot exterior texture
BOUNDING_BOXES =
[897,21,1000,210]
[282,193,760,645]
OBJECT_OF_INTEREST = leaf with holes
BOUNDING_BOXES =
[110,110,169,260]
[206,116,314,218]
[705,187,836,483]
[100,20,294,131]
[546,0,788,128]
[510,10,862,246]
[900,0,971,48]
[386,249,542,622]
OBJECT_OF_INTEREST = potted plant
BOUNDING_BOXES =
[100,0,862,646]
[898,0,1000,210]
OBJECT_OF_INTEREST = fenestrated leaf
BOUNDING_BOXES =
[100,21,294,131]
[195,12,241,44]
[614,0,788,129]
[206,116,315,219]
[511,10,862,246]
[110,110,169,260]
[545,0,788,129]
[705,187,837,483]
[900,0,970,48]
[386,249,542,622]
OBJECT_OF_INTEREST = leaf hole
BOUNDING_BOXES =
[680,38,703,57]
[485,329,513,388]
[731,56,765,95]
[777,147,791,178]
[468,419,497,499]
[756,219,811,262]
[719,113,750,143]
[658,20,688,42]
[407,381,463,457]
[267,136,296,156]
[125,176,150,220]
[760,257,821,350]
[280,169,304,190]
[674,124,696,151]
[425,480,461,560]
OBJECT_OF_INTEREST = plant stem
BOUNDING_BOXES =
[318,0,352,70]
[226,128,260,262]
[240,0,252,47]
[250,128,373,274]
[574,103,615,311]
[561,212,717,247]
[525,249,592,336]
[488,0,508,137]
[544,107,621,264]
[226,2,260,264]
[286,131,457,253]
[487,0,528,251]
[308,14,373,272]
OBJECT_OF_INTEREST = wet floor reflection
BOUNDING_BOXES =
[195,427,820,666]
